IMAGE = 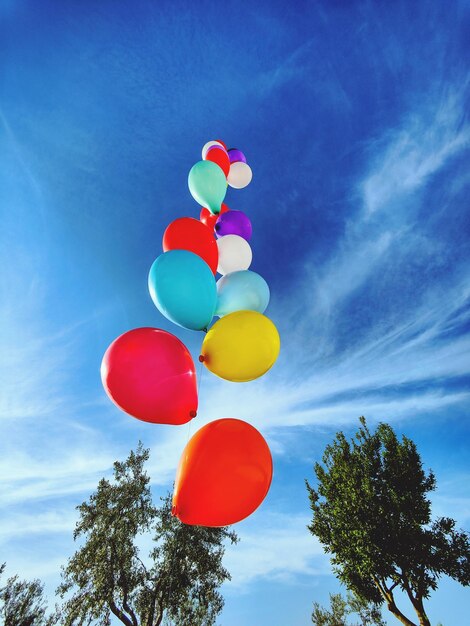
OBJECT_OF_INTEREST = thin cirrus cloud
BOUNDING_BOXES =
[0,76,469,621]
[361,87,470,217]
[223,513,329,588]
[2,80,469,516]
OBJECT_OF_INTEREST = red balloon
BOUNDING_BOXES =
[163,217,218,275]
[172,418,273,526]
[200,204,230,230]
[215,138,227,150]
[205,145,230,177]
[101,328,197,425]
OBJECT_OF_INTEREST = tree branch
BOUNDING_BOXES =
[121,583,138,626]
[136,556,149,576]
[400,575,431,626]
[145,579,160,626]
[153,585,165,626]
[414,595,431,626]
[109,599,134,626]
[154,606,164,626]
[372,577,417,626]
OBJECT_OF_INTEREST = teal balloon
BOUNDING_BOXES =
[149,250,217,330]
[188,160,227,215]
[216,270,270,317]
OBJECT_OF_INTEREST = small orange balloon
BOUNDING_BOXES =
[172,418,273,526]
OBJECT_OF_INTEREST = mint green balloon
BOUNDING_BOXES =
[188,160,227,215]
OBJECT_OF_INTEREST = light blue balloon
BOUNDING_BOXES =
[188,160,227,214]
[148,250,217,330]
[216,270,270,317]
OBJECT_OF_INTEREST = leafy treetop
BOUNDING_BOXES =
[306,418,470,626]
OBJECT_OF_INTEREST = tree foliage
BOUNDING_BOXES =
[57,443,238,626]
[0,563,58,626]
[312,591,386,626]
[306,418,470,626]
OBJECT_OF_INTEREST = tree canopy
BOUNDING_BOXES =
[306,417,470,626]
[312,591,386,626]
[57,443,238,626]
[0,563,58,626]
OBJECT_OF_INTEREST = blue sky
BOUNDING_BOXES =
[1,0,469,624]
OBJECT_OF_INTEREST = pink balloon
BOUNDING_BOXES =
[101,328,198,425]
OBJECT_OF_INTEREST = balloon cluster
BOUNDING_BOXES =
[101,139,279,527]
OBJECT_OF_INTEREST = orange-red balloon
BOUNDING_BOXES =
[200,204,230,230]
[101,328,197,425]
[172,418,273,526]
[205,145,231,177]
[163,217,218,275]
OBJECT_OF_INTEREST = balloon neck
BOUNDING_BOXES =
[189,410,197,418]
[198,355,205,363]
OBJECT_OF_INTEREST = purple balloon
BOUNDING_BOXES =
[215,210,252,241]
[227,148,247,164]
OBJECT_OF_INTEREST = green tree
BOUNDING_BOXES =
[312,591,386,625]
[0,563,58,625]
[58,444,238,626]
[306,418,470,626]
[312,592,347,626]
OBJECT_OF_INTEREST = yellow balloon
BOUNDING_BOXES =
[201,310,280,382]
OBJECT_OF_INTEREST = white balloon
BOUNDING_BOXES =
[216,235,252,275]
[227,161,252,189]
[201,140,225,160]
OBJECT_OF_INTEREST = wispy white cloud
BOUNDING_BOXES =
[0,441,116,506]
[362,87,470,216]
[196,272,470,434]
[1,83,468,527]
[0,509,77,542]
[1,59,469,613]
[431,473,470,527]
[224,513,329,588]
[269,85,469,356]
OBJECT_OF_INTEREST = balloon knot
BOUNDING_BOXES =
[189,410,197,418]
[171,504,177,517]
[198,355,205,362]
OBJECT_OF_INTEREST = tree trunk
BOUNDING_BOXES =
[109,600,135,626]
[386,601,418,626]
[373,578,417,626]
[414,597,431,626]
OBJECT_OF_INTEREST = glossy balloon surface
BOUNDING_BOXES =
[216,235,252,275]
[163,217,218,275]
[188,160,227,214]
[200,204,229,230]
[227,161,252,189]
[101,328,197,424]
[216,270,270,317]
[227,148,247,164]
[205,145,230,177]
[172,418,272,526]
[215,209,252,240]
[201,310,280,382]
[148,250,216,330]
[201,140,225,159]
